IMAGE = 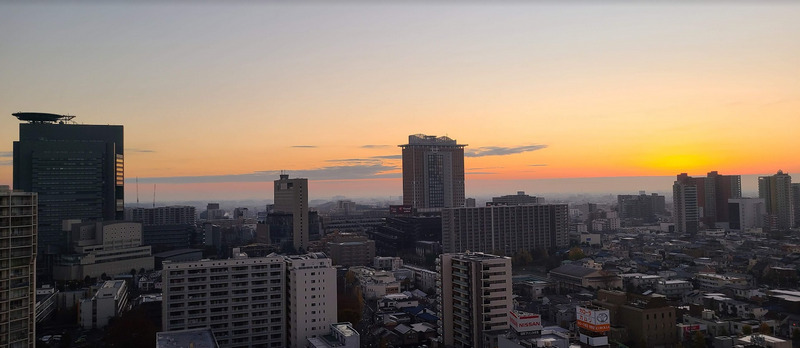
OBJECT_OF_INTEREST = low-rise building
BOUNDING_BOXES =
[402,265,437,292]
[79,280,129,329]
[655,279,693,299]
[306,322,359,348]
[350,266,401,300]
[54,221,154,281]
[548,264,622,291]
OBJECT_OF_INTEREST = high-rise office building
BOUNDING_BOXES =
[703,171,742,226]
[0,186,37,348]
[672,172,741,233]
[793,183,800,228]
[759,170,794,231]
[437,252,512,348]
[285,253,337,348]
[273,174,309,251]
[12,112,123,269]
[162,253,287,348]
[441,204,569,255]
[400,134,466,210]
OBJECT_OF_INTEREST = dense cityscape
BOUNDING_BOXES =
[2,114,800,348]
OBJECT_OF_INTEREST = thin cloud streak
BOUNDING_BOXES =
[529,164,548,167]
[466,145,548,157]
[132,164,399,184]
[361,145,392,149]
[127,148,155,153]
[291,145,317,148]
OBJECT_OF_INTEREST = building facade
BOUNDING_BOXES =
[285,253,337,348]
[400,134,466,210]
[79,280,129,329]
[0,186,37,348]
[673,172,741,233]
[728,198,766,231]
[759,171,794,231]
[491,191,542,206]
[53,221,154,281]
[617,192,666,223]
[12,112,124,274]
[274,175,309,251]
[441,204,569,255]
[437,252,512,348]
[125,206,196,226]
[162,254,287,348]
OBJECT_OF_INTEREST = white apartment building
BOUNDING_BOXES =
[349,266,401,300]
[696,273,749,291]
[655,279,693,298]
[79,280,129,329]
[286,253,337,348]
[162,253,286,348]
[437,252,512,348]
[402,265,437,293]
[306,322,359,348]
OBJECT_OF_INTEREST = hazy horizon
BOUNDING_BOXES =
[2,2,798,202]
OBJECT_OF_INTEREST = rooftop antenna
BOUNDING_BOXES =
[136,177,139,205]
[153,184,156,208]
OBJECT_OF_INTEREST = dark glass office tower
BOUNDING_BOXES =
[12,112,123,273]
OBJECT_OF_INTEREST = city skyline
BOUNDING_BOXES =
[2,2,799,201]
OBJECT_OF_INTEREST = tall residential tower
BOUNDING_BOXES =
[0,186,37,348]
[400,134,466,210]
[759,170,794,231]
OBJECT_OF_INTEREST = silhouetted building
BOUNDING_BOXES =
[400,134,466,210]
[794,183,800,228]
[442,204,569,255]
[759,170,794,231]
[491,191,542,205]
[274,174,309,251]
[126,206,196,225]
[673,172,741,233]
[370,216,441,256]
[617,191,665,223]
[12,112,124,275]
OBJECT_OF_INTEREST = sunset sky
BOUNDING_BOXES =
[2,2,799,201]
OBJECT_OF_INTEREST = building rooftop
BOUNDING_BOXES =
[156,328,218,348]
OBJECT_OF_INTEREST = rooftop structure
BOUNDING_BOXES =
[156,328,219,348]
[12,112,75,123]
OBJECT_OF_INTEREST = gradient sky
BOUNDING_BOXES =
[2,2,799,201]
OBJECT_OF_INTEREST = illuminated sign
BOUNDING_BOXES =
[389,205,413,215]
[509,311,543,333]
[576,306,610,333]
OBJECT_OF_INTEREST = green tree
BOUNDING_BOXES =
[692,331,705,348]
[759,322,772,335]
[742,325,752,335]
[568,247,586,261]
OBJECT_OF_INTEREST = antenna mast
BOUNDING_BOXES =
[136,177,139,205]
[153,184,156,208]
